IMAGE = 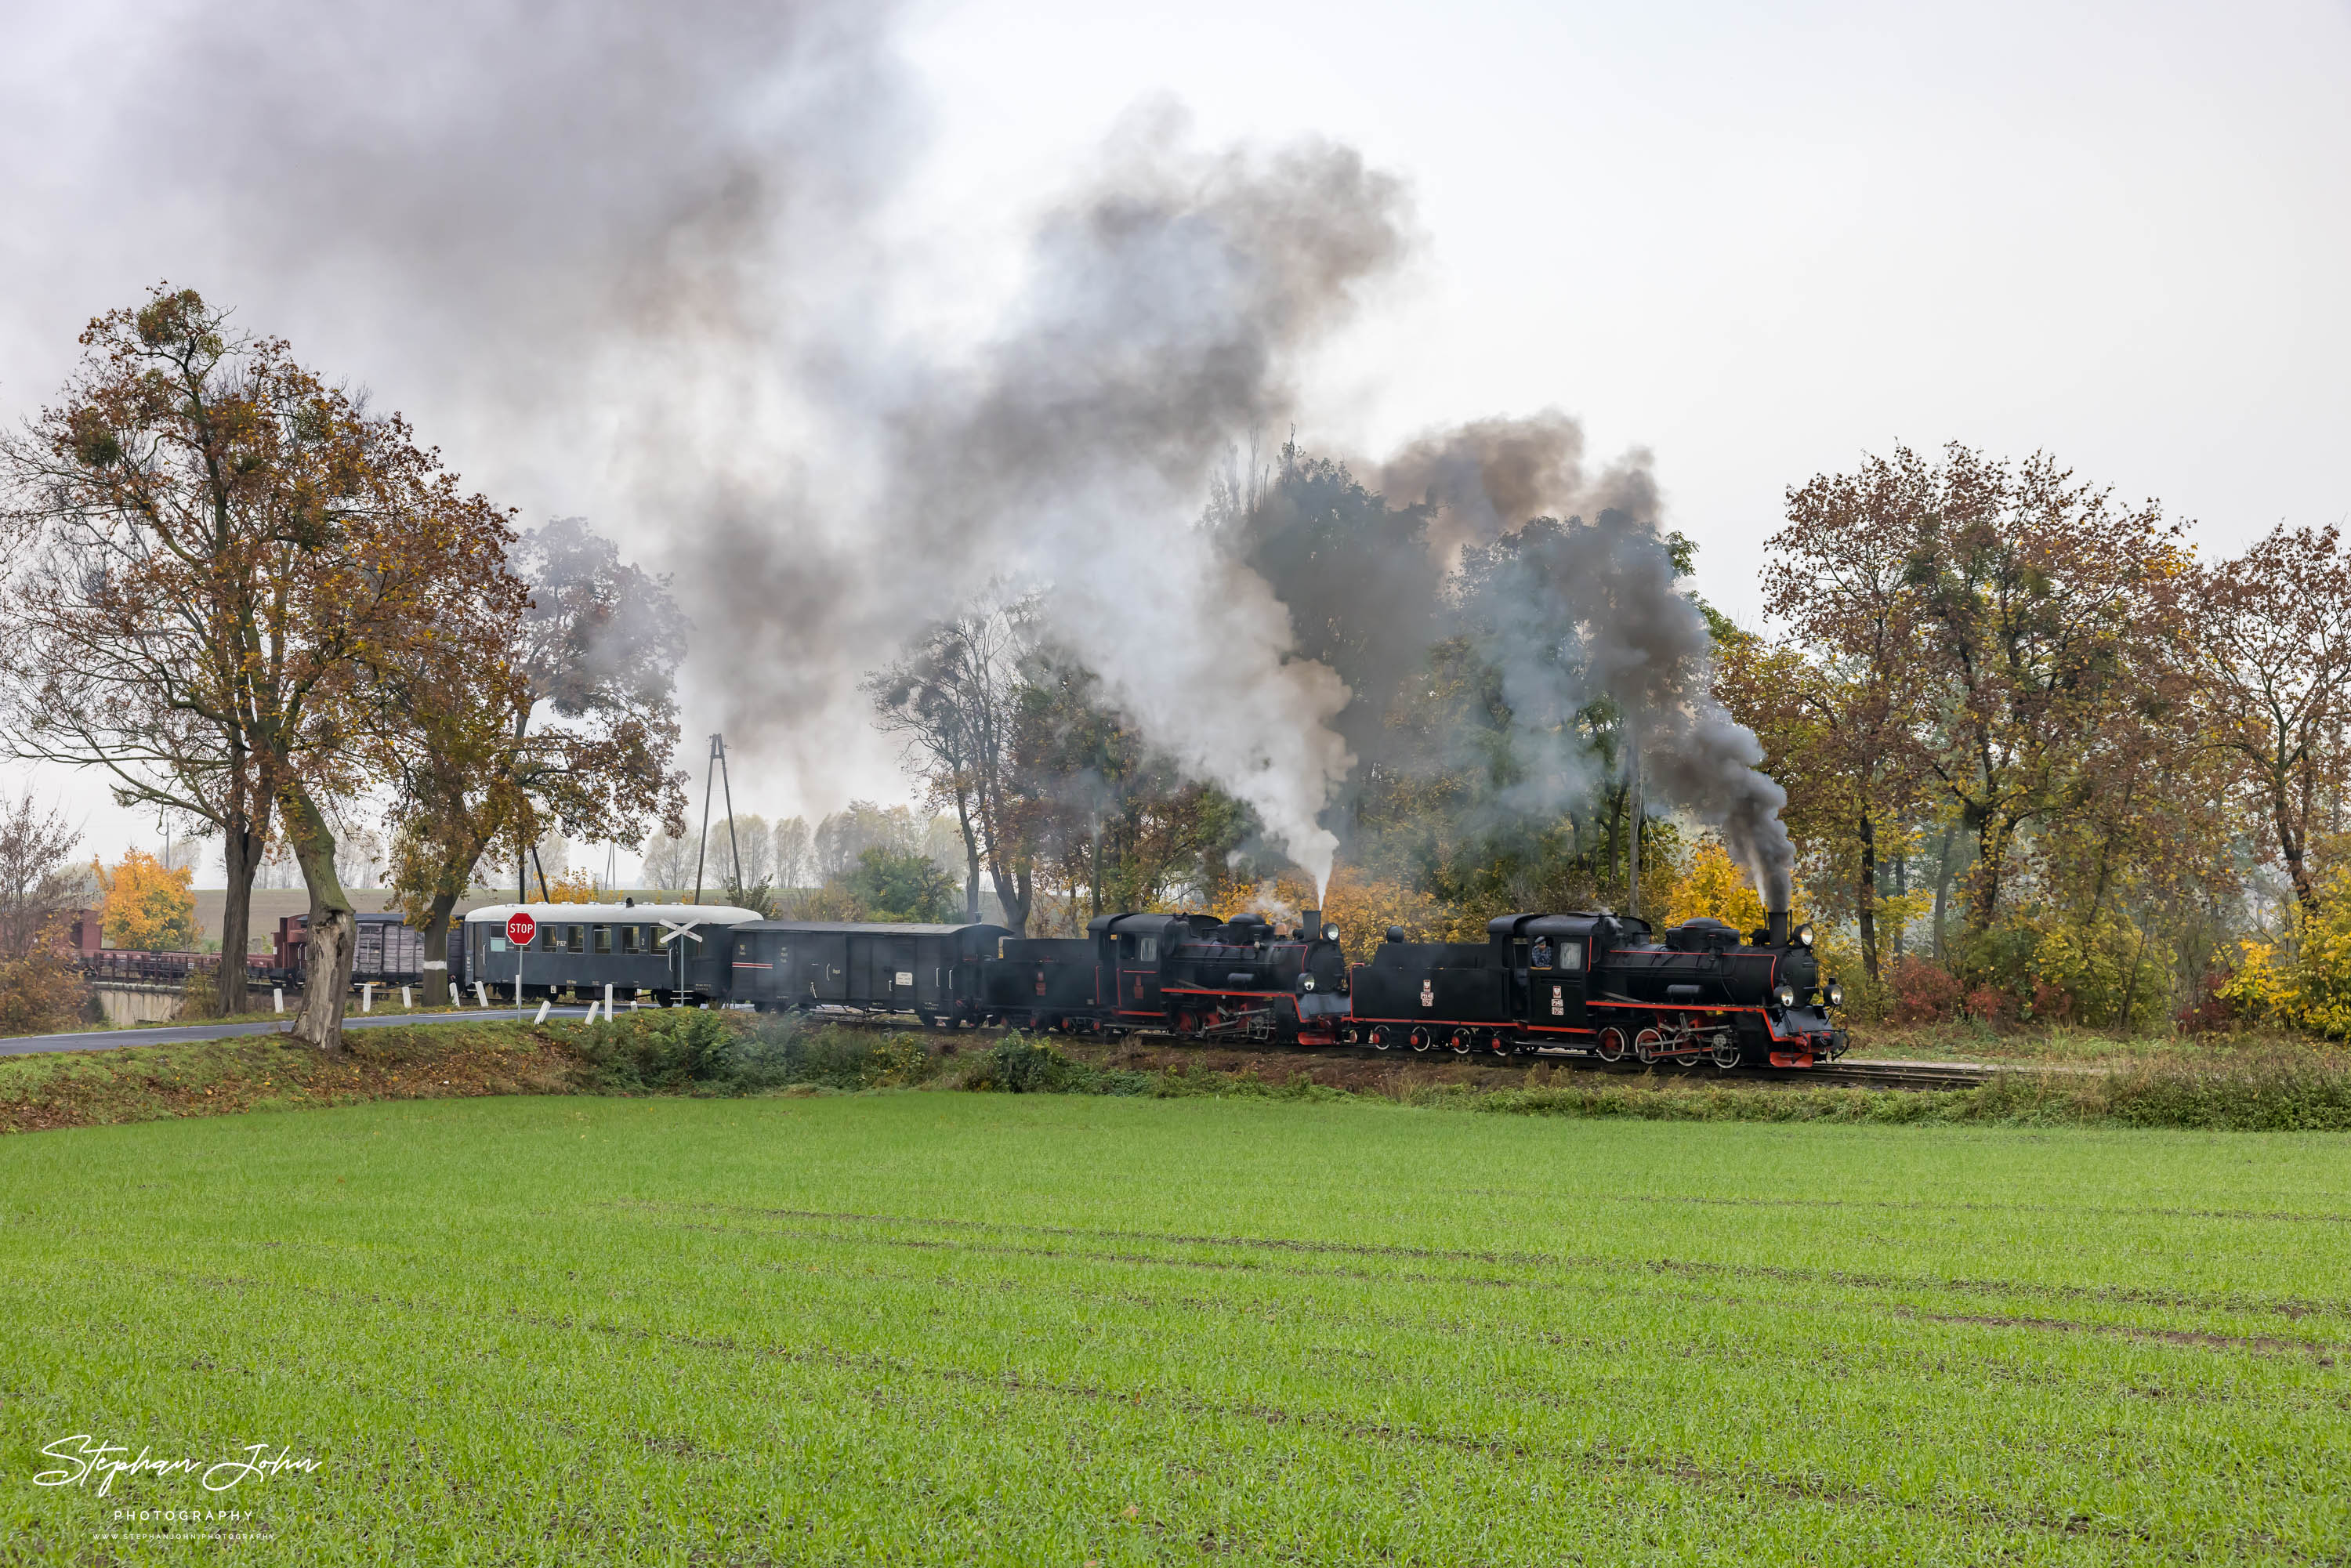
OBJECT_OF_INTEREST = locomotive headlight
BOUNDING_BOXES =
[1300,974,1317,991]
[1795,923,1815,948]
[1773,983,1796,1009]
[1825,980,1846,1009]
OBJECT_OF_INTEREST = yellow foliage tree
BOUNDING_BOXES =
[1320,866,1449,964]
[543,867,603,904]
[1664,836,1771,934]
[96,847,197,951]
[2219,865,2351,1038]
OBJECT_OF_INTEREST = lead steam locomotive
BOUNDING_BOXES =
[460,898,1846,1068]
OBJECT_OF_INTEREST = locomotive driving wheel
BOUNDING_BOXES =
[1368,1025,1393,1051]
[1488,1029,1511,1056]
[1448,1027,1473,1056]
[1634,1027,1665,1066]
[1595,1026,1628,1063]
[1710,1036,1741,1070]
[1409,1027,1431,1052]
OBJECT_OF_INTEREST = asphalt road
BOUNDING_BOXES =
[0,1006,602,1058]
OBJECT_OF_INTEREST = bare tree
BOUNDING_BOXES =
[864,603,1036,931]
[772,816,813,890]
[0,792,82,961]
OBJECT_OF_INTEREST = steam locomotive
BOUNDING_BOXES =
[459,900,1847,1068]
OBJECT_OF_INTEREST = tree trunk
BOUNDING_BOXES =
[1968,814,2008,932]
[954,791,981,924]
[216,806,268,1016]
[418,889,459,1006]
[1929,823,1955,959]
[2269,766,2314,917]
[283,786,355,1049]
[1855,809,1880,983]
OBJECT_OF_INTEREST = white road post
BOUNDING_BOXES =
[533,998,551,1024]
[603,983,614,1021]
[273,987,284,1014]
[400,986,412,1010]
[361,983,373,1012]
[474,980,489,1009]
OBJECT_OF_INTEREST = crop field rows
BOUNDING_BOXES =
[2,1094,2346,1564]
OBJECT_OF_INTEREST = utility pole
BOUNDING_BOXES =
[719,737,742,894]
[690,733,743,904]
[691,735,716,906]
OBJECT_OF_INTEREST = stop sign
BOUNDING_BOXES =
[506,911,537,947]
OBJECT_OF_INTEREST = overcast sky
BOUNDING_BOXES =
[3,0,2346,881]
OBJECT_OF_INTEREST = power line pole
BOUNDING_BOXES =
[691,733,718,906]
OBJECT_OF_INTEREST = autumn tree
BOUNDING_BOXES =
[0,286,523,1045]
[381,517,686,1004]
[2190,523,2351,918]
[1735,454,1940,980]
[97,847,197,951]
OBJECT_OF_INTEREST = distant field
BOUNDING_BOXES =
[2,1095,2346,1564]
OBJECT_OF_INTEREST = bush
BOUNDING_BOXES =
[0,953,92,1035]
[1888,955,1964,1023]
[956,1034,1154,1095]
[570,1010,951,1095]
[2219,871,2351,1039]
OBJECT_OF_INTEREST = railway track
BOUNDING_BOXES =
[799,1010,1998,1092]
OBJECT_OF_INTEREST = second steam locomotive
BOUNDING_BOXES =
[462,899,1847,1068]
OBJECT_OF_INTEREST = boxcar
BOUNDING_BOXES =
[728,921,1012,1023]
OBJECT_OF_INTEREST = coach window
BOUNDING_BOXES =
[539,924,557,951]
[489,932,507,954]
[620,925,638,954]
[592,925,610,954]
[643,925,660,951]
[566,925,584,953]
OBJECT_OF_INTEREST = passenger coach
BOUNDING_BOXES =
[460,903,766,1005]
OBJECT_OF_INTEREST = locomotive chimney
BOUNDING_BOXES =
[1300,908,1320,943]
[1767,909,1790,947]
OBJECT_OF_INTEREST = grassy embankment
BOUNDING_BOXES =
[4,1013,2350,1135]
[2,1091,2346,1564]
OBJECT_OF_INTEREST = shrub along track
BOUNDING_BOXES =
[803,1009,1997,1091]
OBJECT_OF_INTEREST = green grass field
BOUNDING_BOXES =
[3,1094,2346,1565]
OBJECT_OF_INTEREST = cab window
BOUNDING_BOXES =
[1555,940,1583,972]
[1139,936,1158,962]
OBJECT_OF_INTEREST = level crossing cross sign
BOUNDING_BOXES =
[506,912,537,947]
